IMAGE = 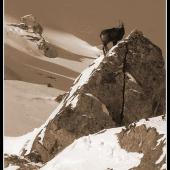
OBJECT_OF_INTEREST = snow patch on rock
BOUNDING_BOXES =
[39,127,143,170]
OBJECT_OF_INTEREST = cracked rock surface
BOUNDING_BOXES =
[23,29,165,163]
[121,29,165,125]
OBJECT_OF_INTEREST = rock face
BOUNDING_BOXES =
[121,30,166,125]
[117,118,166,170]
[22,29,165,163]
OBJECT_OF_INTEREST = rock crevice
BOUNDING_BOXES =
[120,42,128,125]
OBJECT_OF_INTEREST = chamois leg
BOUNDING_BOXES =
[103,43,110,56]
[103,45,106,56]
[103,45,109,56]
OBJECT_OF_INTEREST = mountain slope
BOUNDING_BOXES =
[4,14,102,138]
[39,115,166,170]
[4,15,101,91]
[4,115,166,170]
[4,80,65,136]
[4,29,165,166]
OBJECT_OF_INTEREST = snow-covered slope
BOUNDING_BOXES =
[4,165,20,170]
[43,27,102,58]
[4,128,40,156]
[4,80,65,136]
[4,116,166,170]
[4,16,101,73]
[40,127,143,170]
[38,116,166,170]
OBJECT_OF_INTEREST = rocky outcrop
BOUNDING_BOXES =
[4,154,43,169]
[118,30,166,125]
[117,116,166,170]
[22,29,165,163]
[8,14,43,35]
[55,93,67,103]
[23,34,58,58]
[19,14,43,35]
[7,14,58,58]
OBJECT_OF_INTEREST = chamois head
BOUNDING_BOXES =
[119,20,124,28]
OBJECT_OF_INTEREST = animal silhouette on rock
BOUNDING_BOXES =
[100,20,125,56]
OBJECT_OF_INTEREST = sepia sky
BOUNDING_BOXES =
[4,0,166,61]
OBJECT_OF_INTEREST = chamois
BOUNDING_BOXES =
[100,20,125,56]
